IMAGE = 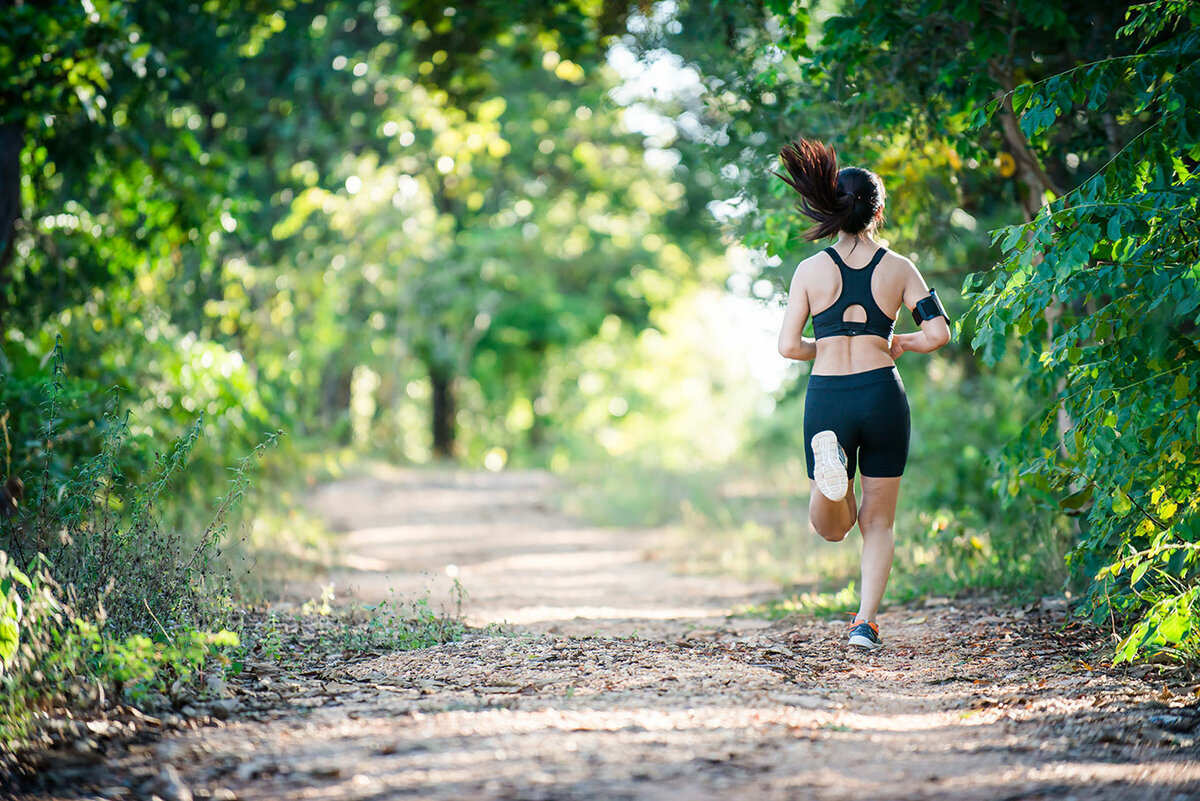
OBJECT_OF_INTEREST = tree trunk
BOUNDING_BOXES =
[320,361,354,441]
[528,394,547,452]
[986,80,1062,221]
[0,122,22,318]
[430,368,456,460]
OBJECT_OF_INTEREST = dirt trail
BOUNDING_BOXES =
[306,466,778,638]
[26,467,1200,800]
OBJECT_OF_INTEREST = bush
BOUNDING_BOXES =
[0,553,241,749]
[0,340,274,752]
[965,2,1200,664]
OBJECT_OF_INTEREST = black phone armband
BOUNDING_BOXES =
[911,288,948,326]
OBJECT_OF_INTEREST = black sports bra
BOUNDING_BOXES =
[811,247,896,341]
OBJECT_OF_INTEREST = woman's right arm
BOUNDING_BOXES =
[778,263,817,361]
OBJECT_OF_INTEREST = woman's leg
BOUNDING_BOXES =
[853,475,901,622]
[809,480,857,541]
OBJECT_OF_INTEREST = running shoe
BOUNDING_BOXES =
[848,619,882,650]
[811,430,848,502]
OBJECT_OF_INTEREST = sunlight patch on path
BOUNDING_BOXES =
[476,604,742,626]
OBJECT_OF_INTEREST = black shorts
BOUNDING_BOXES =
[803,366,910,480]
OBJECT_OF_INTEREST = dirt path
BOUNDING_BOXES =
[305,466,778,639]
[24,467,1200,800]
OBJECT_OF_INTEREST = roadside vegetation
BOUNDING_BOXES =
[0,344,466,775]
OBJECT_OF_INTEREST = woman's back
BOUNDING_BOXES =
[799,237,913,376]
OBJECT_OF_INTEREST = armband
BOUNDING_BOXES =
[911,288,949,326]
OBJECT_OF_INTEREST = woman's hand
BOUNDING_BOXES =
[889,333,912,359]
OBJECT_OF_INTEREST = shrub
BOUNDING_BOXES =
[965,2,1200,663]
[0,340,274,752]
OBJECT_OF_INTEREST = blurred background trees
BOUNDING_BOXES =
[2,0,1197,664]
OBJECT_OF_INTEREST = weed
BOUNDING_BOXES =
[235,582,467,671]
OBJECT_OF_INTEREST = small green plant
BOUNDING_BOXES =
[233,582,467,673]
[301,583,336,617]
[0,556,30,669]
[333,581,467,652]
[87,626,240,707]
[256,612,283,662]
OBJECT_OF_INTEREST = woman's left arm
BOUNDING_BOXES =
[890,261,951,358]
[778,263,816,361]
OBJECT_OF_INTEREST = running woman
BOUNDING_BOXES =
[774,139,952,650]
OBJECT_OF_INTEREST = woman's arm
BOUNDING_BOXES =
[778,263,816,361]
[890,261,951,359]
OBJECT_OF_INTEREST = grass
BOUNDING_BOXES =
[559,451,1072,621]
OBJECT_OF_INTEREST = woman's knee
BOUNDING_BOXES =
[858,522,894,544]
[811,517,852,542]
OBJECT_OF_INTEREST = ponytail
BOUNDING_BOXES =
[774,139,885,241]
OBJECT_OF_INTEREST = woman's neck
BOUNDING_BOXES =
[835,231,879,249]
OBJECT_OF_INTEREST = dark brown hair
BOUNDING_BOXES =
[774,139,886,241]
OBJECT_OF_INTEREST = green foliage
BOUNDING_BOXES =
[275,34,705,460]
[0,551,241,748]
[0,341,275,751]
[3,0,713,470]
[0,559,31,667]
[68,622,241,708]
[964,1,1200,663]
[1,341,280,635]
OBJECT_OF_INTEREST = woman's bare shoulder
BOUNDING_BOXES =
[880,247,918,271]
[880,248,923,282]
[792,249,836,279]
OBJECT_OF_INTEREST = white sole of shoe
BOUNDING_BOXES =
[848,634,883,650]
[811,430,848,502]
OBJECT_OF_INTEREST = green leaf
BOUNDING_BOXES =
[1158,611,1190,644]
[1130,560,1151,587]
[1106,213,1123,242]
[1173,373,1189,401]
[1012,83,1033,113]
[1000,225,1024,251]
[1112,489,1132,516]
[1059,484,1094,510]
[0,615,18,665]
